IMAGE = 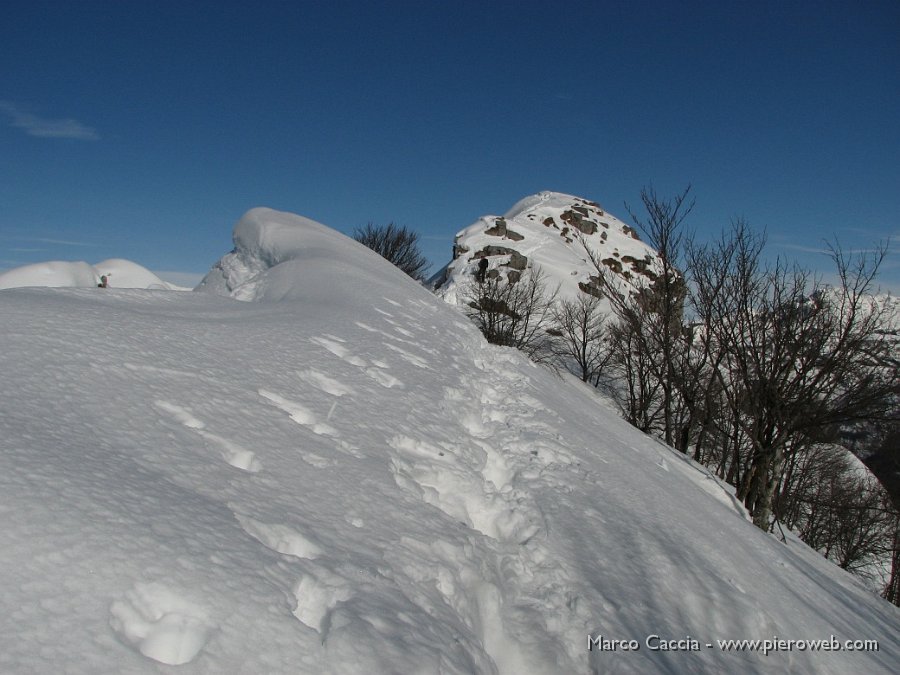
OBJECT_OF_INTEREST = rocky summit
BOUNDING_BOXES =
[432,191,663,306]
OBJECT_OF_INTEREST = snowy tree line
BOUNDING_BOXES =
[459,187,899,604]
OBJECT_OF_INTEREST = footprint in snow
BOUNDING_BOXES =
[258,389,338,437]
[383,343,429,369]
[124,362,202,380]
[360,317,413,340]
[392,325,415,338]
[235,514,323,560]
[109,581,216,666]
[199,432,262,473]
[387,438,538,544]
[154,400,205,429]
[309,336,367,367]
[291,569,353,638]
[301,452,335,468]
[297,368,354,397]
[364,367,403,389]
[153,401,262,472]
[388,435,455,462]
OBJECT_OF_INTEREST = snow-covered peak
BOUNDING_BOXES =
[0,258,186,291]
[433,191,662,305]
[503,190,605,220]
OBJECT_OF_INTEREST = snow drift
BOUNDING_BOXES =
[196,206,409,302]
[1,207,898,674]
[0,258,187,291]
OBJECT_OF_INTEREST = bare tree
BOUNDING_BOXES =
[607,309,666,432]
[353,222,430,281]
[626,186,693,446]
[693,225,894,529]
[590,199,895,538]
[579,186,695,446]
[551,293,614,384]
[774,443,897,588]
[885,520,900,606]
[463,264,559,363]
[573,185,898,589]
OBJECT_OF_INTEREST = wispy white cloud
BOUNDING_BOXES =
[2,236,96,247]
[32,237,95,246]
[774,242,829,255]
[0,101,99,140]
[773,241,893,256]
[831,225,898,241]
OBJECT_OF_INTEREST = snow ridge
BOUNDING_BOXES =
[1,208,898,674]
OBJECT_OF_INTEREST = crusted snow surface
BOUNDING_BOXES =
[0,258,188,291]
[1,207,898,674]
[434,191,662,305]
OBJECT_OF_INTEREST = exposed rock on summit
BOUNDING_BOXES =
[432,191,663,307]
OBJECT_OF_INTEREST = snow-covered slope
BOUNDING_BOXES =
[433,191,662,305]
[1,208,898,674]
[0,258,187,291]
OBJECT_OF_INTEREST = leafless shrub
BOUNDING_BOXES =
[463,265,559,363]
[354,222,430,281]
[551,293,614,385]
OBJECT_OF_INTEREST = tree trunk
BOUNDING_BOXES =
[741,445,784,529]
[885,523,900,606]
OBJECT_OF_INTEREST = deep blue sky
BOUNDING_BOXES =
[2,0,898,289]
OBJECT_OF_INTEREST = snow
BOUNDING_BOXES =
[434,191,662,306]
[0,258,189,291]
[1,207,898,674]
[195,206,408,303]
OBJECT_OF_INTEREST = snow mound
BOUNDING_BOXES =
[196,207,405,302]
[1,207,898,674]
[108,581,216,665]
[0,258,187,291]
[433,191,662,305]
